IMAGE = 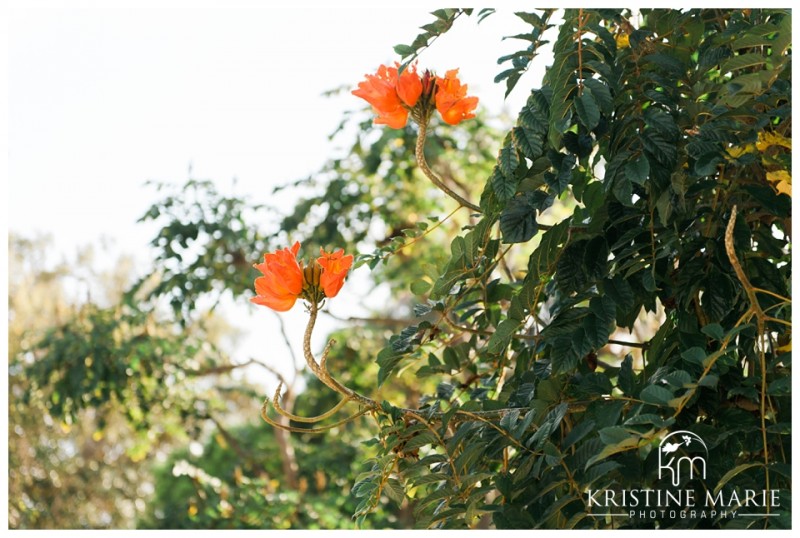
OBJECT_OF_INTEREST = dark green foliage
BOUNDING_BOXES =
[355,8,791,530]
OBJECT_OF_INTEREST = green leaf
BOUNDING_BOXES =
[377,348,405,386]
[575,89,600,130]
[410,280,431,296]
[403,431,438,452]
[681,347,706,366]
[562,419,595,450]
[585,436,640,469]
[695,152,722,177]
[512,126,544,160]
[618,354,635,396]
[393,44,415,56]
[528,219,570,282]
[582,78,612,114]
[556,241,588,293]
[768,377,791,396]
[720,52,767,74]
[384,478,406,504]
[579,372,613,395]
[545,153,576,195]
[582,315,609,350]
[499,137,521,177]
[713,463,763,494]
[499,195,539,244]
[698,374,719,389]
[624,413,674,428]
[625,155,650,186]
[487,319,523,355]
[701,323,724,341]
[598,426,631,445]
[640,384,675,406]
[490,167,518,202]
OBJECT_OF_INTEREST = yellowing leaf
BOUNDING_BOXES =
[757,131,792,152]
[726,143,755,159]
[214,433,228,449]
[766,170,791,197]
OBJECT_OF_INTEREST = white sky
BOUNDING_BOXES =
[7,6,545,392]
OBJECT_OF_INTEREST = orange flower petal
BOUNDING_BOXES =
[435,69,478,125]
[317,248,353,299]
[353,64,412,129]
[250,293,297,312]
[396,63,422,108]
[251,243,304,312]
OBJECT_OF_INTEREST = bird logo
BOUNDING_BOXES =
[658,430,708,487]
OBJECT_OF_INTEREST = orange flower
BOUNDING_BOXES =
[396,64,422,108]
[251,242,304,312]
[317,248,354,299]
[352,63,422,129]
[434,69,479,125]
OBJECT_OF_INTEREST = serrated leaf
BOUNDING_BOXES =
[556,241,588,293]
[500,195,539,244]
[490,167,518,202]
[579,372,613,395]
[488,318,523,355]
[575,89,600,130]
[499,138,521,177]
[377,348,404,386]
[582,315,608,350]
[582,78,613,114]
[403,431,438,452]
[563,419,596,450]
[528,219,570,282]
[384,478,405,504]
[695,152,722,177]
[720,52,767,74]
[625,155,650,185]
[513,126,544,160]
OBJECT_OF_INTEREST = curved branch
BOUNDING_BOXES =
[261,398,371,434]
[272,382,352,424]
[415,118,482,213]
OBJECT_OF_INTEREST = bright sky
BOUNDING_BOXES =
[8,6,546,392]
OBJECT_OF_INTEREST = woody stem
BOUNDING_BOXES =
[415,118,482,213]
[304,301,377,408]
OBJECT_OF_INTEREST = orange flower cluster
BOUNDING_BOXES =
[352,63,478,128]
[251,242,353,312]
